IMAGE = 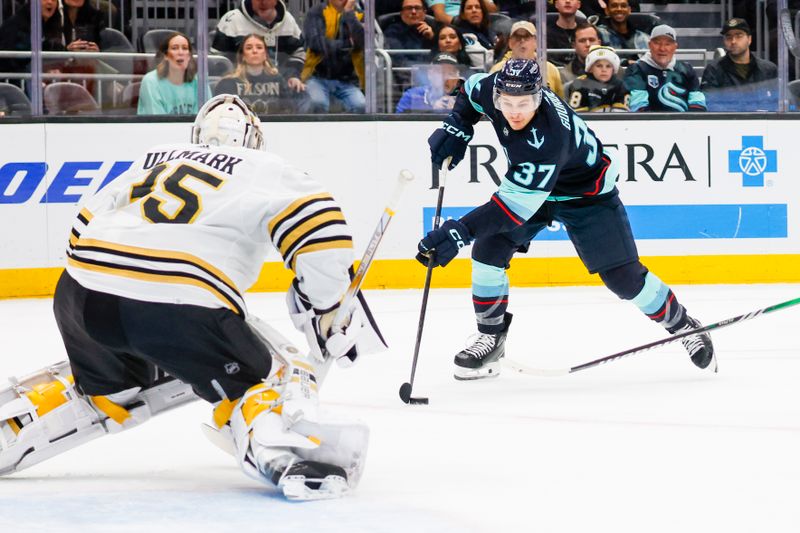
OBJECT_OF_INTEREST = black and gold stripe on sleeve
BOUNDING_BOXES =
[68,208,95,250]
[268,193,353,272]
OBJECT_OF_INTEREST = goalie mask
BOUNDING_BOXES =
[191,94,265,150]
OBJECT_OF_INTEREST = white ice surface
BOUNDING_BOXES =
[1,284,799,533]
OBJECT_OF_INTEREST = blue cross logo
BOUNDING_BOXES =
[728,136,777,187]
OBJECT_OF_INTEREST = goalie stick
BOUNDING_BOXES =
[503,296,800,377]
[779,8,800,59]
[331,169,415,332]
[312,169,415,383]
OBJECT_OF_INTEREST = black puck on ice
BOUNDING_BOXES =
[399,382,429,405]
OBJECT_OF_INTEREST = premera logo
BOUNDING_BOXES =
[728,136,777,187]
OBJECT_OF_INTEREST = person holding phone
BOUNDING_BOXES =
[62,0,106,53]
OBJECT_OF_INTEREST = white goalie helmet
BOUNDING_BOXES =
[191,94,265,150]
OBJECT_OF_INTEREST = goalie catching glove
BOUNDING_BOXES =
[287,281,387,366]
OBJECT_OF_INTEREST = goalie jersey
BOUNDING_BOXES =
[65,142,354,316]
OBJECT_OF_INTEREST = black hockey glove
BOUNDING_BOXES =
[428,115,473,170]
[416,219,472,267]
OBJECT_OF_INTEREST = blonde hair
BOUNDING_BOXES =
[224,34,280,92]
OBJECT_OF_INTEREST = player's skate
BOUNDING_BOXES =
[671,316,717,372]
[454,313,512,380]
[218,355,369,501]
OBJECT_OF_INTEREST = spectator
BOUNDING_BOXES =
[546,0,586,66]
[596,0,649,52]
[214,34,301,114]
[490,21,564,97]
[395,52,465,112]
[431,24,487,69]
[0,0,64,76]
[700,18,777,111]
[565,44,627,111]
[384,0,436,90]
[384,0,435,50]
[577,0,639,18]
[428,0,496,26]
[138,32,201,115]
[454,0,495,51]
[58,0,110,99]
[300,0,365,113]
[560,21,600,84]
[623,25,706,112]
[212,0,306,92]
[62,0,106,53]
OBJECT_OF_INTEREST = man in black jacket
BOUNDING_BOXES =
[701,17,777,111]
[383,0,434,51]
[383,0,435,91]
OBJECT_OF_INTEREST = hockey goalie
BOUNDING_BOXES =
[0,95,385,500]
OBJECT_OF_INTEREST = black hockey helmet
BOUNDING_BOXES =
[494,59,543,97]
[493,59,543,114]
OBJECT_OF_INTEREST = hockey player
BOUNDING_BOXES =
[419,59,716,380]
[0,94,384,500]
[566,45,628,112]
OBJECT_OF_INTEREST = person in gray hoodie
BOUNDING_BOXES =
[212,0,306,93]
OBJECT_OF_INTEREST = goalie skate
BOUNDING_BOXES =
[214,353,369,500]
[277,459,349,501]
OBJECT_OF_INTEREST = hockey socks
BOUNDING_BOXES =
[472,260,510,334]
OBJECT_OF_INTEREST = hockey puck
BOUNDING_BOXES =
[398,382,412,403]
[399,382,429,405]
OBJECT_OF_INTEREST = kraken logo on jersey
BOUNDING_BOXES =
[191,94,265,151]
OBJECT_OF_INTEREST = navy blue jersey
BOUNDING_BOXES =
[451,71,619,238]
[623,58,706,112]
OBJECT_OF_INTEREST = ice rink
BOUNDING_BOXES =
[1,283,799,532]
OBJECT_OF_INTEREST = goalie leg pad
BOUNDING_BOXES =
[221,359,369,500]
[0,361,196,476]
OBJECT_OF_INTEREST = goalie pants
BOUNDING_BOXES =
[53,271,271,402]
[470,190,687,334]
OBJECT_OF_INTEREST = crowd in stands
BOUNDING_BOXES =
[0,0,790,116]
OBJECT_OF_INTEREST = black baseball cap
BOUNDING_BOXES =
[431,52,459,65]
[721,18,751,35]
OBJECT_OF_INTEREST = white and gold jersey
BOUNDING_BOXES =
[66,142,353,316]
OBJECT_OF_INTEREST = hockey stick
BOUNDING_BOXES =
[780,9,800,59]
[310,169,416,382]
[503,296,800,377]
[204,170,416,451]
[399,157,452,405]
[331,169,415,332]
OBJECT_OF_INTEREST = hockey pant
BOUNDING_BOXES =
[469,193,690,334]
